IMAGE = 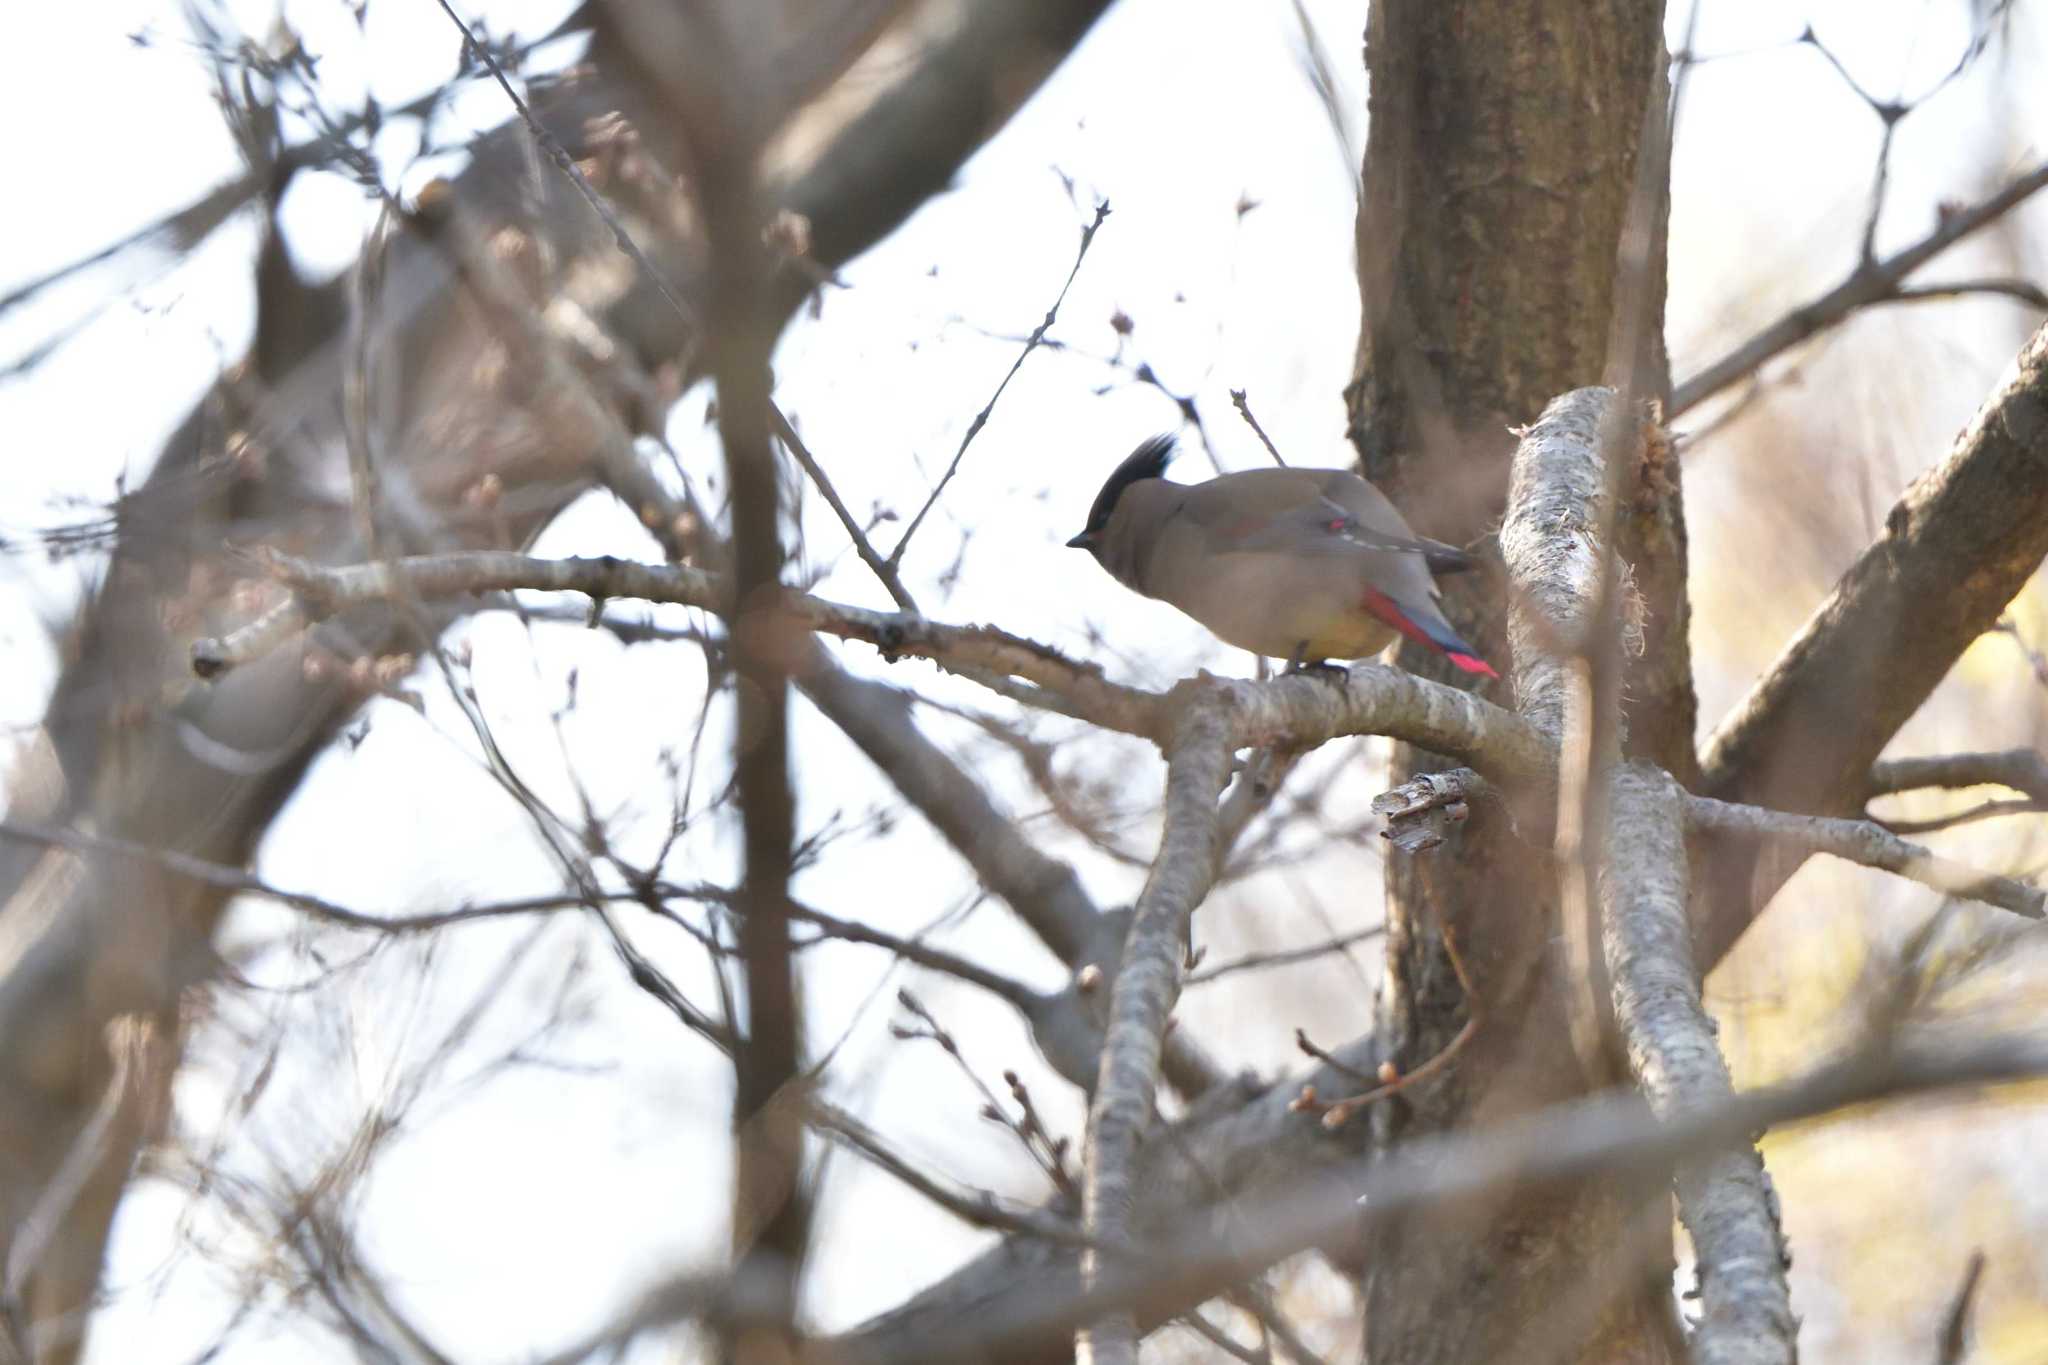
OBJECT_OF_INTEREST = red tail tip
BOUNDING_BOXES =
[1446,652,1500,680]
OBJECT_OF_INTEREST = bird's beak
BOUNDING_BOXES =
[1065,530,1096,550]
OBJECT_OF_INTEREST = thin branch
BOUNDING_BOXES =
[888,201,1110,569]
[1887,277,2048,310]
[1316,922,1479,1130]
[1177,1310,1270,1365]
[785,900,1039,1010]
[793,652,1225,1098]
[808,1101,1088,1246]
[1685,794,2044,919]
[1934,1251,1987,1365]
[1292,1030,1377,1087]
[1226,1282,1329,1365]
[1228,389,1290,466]
[773,404,918,612]
[1672,161,2048,416]
[190,548,1558,775]
[194,548,1166,738]
[1876,798,2046,837]
[431,0,698,331]
[1868,748,2048,803]
[893,990,1077,1200]
[1187,926,1384,986]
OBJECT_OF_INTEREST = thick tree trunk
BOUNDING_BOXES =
[1347,4,1691,1363]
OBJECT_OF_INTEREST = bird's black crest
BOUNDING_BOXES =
[1077,434,1177,538]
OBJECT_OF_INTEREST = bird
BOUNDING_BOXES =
[1065,435,1499,679]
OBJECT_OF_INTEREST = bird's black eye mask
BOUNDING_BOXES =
[1068,433,1178,548]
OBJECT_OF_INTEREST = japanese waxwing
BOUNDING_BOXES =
[1065,435,1498,678]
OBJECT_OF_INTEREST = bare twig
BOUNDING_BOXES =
[1685,795,2044,920]
[792,651,1227,1099]
[431,0,698,331]
[1877,799,2046,837]
[1292,1029,1377,1087]
[1228,389,1290,466]
[1317,923,1478,1129]
[808,1101,1087,1245]
[893,991,1076,1199]
[1187,927,1384,986]
[1866,747,2048,833]
[1868,749,2048,803]
[193,548,1166,736]
[889,201,1111,569]
[1178,1310,1270,1363]
[1888,278,2048,310]
[773,404,918,612]
[1934,1250,1987,1365]
[1673,161,2048,416]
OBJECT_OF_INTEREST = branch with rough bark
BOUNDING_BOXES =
[1699,319,2048,962]
[1502,388,1794,1363]
[1077,689,1234,1362]
[189,547,1555,774]
[1602,764,1794,1365]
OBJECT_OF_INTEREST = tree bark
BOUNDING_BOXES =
[1347,4,1688,1363]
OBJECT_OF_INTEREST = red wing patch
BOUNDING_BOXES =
[1360,588,1500,678]
[1359,587,1439,649]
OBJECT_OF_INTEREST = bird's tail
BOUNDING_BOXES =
[1360,589,1500,679]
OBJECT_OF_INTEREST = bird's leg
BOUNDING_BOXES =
[1283,644,1350,684]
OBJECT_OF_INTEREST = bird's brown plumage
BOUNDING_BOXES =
[1067,438,1496,676]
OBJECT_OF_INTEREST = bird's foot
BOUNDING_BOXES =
[1283,647,1351,685]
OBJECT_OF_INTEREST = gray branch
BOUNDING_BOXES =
[1699,319,2048,963]
[1672,162,2048,416]
[1603,763,1795,1365]
[1684,795,2044,920]
[1867,748,2048,803]
[1078,689,1233,1362]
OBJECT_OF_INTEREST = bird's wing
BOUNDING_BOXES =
[1187,478,1464,565]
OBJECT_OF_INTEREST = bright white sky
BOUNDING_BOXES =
[1,1,2043,1361]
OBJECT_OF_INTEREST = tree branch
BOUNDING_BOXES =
[1079,687,1233,1362]
[833,1031,2048,1365]
[1672,162,2048,417]
[1698,320,2048,962]
[1602,764,1794,1365]
[1683,795,2044,920]
[1867,748,2048,803]
[191,548,1558,775]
